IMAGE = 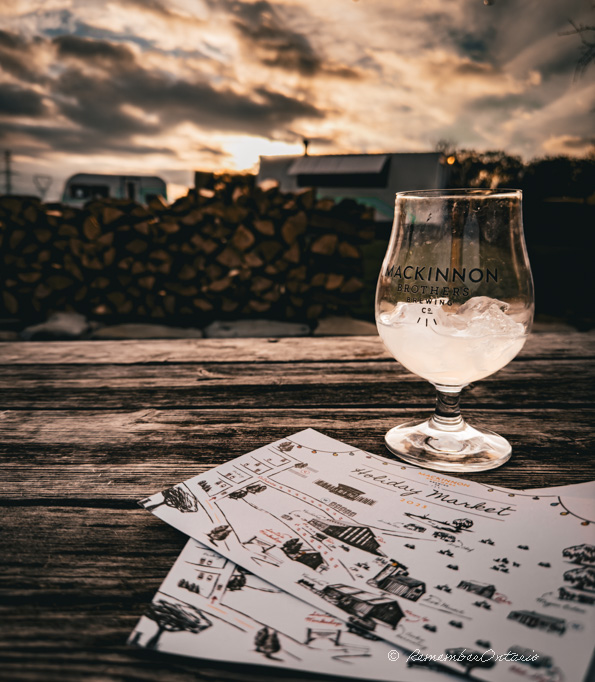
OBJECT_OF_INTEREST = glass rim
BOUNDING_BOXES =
[396,188,522,200]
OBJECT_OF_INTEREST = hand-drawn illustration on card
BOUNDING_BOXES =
[254,626,282,659]
[366,562,426,601]
[314,480,377,506]
[138,596,212,649]
[139,484,199,513]
[507,610,566,635]
[138,429,595,682]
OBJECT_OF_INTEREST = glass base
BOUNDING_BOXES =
[384,416,512,473]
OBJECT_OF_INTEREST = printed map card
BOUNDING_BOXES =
[139,429,595,682]
[128,539,460,681]
[129,478,593,680]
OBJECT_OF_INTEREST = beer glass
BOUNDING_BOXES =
[375,189,534,472]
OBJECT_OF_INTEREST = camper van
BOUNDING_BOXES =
[62,173,167,207]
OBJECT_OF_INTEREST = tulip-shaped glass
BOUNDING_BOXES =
[376,189,534,472]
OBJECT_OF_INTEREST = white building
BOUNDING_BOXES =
[257,152,450,221]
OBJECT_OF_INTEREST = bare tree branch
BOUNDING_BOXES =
[560,18,595,79]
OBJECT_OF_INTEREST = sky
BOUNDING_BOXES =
[0,0,593,200]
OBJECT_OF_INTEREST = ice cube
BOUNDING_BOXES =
[435,296,524,337]
[379,301,427,326]
[379,299,453,326]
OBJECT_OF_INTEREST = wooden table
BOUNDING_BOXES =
[1,332,594,681]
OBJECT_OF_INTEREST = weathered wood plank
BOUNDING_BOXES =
[0,408,593,495]
[0,647,329,682]
[0,358,591,409]
[1,332,593,682]
[0,507,334,682]
[0,332,593,364]
[2,357,591,389]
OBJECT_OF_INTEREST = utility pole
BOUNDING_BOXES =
[2,150,13,194]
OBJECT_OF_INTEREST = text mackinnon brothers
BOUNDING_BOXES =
[385,264,499,302]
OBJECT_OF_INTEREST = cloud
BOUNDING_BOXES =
[0,119,176,156]
[219,0,359,78]
[228,0,321,75]
[0,29,325,158]
[542,134,595,156]
[53,33,137,66]
[51,56,323,138]
[0,82,47,116]
[470,92,543,113]
[0,29,27,50]
[0,0,592,201]
[0,28,44,81]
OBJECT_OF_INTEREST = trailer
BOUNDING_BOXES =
[62,173,167,207]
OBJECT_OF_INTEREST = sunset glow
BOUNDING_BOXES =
[0,0,592,200]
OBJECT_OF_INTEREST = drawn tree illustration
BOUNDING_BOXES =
[282,538,303,555]
[564,567,595,591]
[255,626,281,658]
[254,626,269,651]
[208,525,232,544]
[278,441,294,453]
[228,488,249,500]
[227,568,247,591]
[143,600,212,649]
[198,480,212,494]
[262,629,281,658]
[563,544,595,565]
[294,462,308,469]
[451,518,474,532]
[245,483,267,494]
[143,486,199,513]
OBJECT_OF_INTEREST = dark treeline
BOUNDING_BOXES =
[446,150,595,199]
[446,150,594,329]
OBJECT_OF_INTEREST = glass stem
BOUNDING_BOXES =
[431,388,464,430]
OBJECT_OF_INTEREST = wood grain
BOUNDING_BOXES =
[0,359,591,409]
[1,331,593,364]
[1,333,593,682]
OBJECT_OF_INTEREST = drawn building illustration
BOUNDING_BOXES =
[307,519,382,555]
[194,550,226,569]
[507,610,566,635]
[320,584,404,629]
[457,580,496,599]
[367,563,426,601]
[287,549,325,570]
[314,480,376,506]
[280,538,325,570]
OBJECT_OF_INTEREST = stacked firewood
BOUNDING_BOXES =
[0,174,374,324]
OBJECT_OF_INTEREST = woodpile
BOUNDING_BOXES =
[0,174,374,324]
